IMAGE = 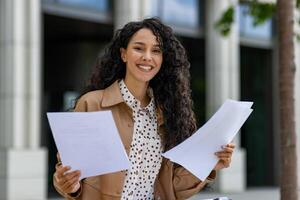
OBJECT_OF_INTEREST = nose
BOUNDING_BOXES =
[142,51,152,61]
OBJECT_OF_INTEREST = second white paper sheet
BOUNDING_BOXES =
[47,111,130,180]
[162,99,253,181]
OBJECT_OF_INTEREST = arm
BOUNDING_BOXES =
[156,159,216,200]
[173,165,216,200]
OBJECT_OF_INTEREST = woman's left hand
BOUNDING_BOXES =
[214,143,235,170]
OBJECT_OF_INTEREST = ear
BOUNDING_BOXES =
[120,48,127,62]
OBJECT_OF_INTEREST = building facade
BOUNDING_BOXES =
[0,0,299,199]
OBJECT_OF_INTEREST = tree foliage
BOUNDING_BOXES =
[215,0,300,39]
[248,1,275,26]
[215,6,234,36]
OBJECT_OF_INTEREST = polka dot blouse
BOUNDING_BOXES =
[119,80,163,200]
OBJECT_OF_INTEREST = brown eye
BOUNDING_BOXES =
[152,49,162,54]
[133,47,143,51]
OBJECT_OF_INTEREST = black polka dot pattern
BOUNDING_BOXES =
[119,80,162,200]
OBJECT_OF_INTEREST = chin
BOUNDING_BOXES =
[133,73,157,83]
[137,77,153,83]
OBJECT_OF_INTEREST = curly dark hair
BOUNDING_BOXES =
[80,17,197,151]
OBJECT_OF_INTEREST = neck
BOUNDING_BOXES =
[124,78,150,107]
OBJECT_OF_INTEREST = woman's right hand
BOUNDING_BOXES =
[54,164,81,194]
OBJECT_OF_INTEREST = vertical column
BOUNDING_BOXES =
[205,0,240,117]
[114,0,141,30]
[294,8,300,188]
[272,34,280,186]
[0,0,25,148]
[140,0,153,19]
[205,0,245,192]
[12,0,27,148]
[114,0,152,30]
[0,0,47,199]
[27,0,41,148]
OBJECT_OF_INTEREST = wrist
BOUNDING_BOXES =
[68,183,81,197]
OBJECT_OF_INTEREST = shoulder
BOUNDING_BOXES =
[74,90,104,112]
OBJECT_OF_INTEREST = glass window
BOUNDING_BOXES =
[239,4,273,40]
[46,0,109,12]
[151,0,200,28]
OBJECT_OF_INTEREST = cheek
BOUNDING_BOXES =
[154,65,162,75]
[155,55,163,67]
[128,51,141,61]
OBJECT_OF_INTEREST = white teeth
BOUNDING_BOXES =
[138,65,152,71]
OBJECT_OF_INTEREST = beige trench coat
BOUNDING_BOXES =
[53,80,216,200]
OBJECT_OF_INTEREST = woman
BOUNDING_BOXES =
[53,18,235,200]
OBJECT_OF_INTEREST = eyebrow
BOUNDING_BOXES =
[132,41,160,47]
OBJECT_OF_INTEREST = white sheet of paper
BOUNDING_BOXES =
[47,111,130,180]
[202,197,230,200]
[162,99,253,181]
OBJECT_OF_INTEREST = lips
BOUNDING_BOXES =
[137,64,153,72]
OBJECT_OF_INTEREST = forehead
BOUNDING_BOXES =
[129,28,159,45]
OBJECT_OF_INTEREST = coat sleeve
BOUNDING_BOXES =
[156,159,216,200]
[173,165,216,199]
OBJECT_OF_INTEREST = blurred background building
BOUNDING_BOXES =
[0,0,299,199]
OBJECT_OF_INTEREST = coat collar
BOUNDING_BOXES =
[101,80,164,126]
[101,80,124,107]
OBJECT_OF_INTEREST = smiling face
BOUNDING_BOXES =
[120,28,163,85]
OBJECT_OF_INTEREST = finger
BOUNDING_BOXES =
[63,175,81,192]
[218,157,231,164]
[217,147,233,153]
[58,169,80,186]
[56,165,70,174]
[57,153,61,162]
[66,182,81,194]
[219,158,231,167]
[221,144,235,150]
[225,143,235,148]
[218,156,231,161]
[217,154,231,161]
[55,166,73,185]
[215,152,232,157]
[220,156,231,161]
[56,166,71,179]
[61,172,81,192]
[61,177,79,192]
[63,170,81,182]
[55,161,62,169]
